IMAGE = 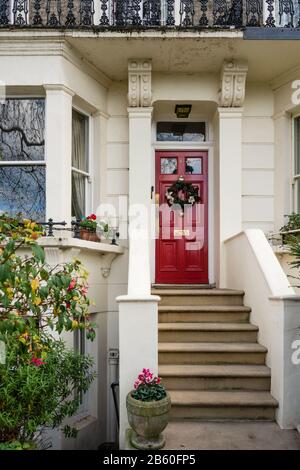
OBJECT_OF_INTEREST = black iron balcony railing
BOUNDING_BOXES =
[0,0,299,29]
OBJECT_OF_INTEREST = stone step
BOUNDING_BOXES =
[169,390,278,420]
[152,284,215,290]
[153,289,245,307]
[158,322,258,343]
[159,364,271,391]
[158,306,251,323]
[158,342,267,365]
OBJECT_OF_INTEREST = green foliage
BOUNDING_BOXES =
[0,235,96,343]
[280,213,300,233]
[0,440,36,450]
[287,237,300,270]
[280,213,300,244]
[131,369,167,402]
[131,384,167,402]
[79,214,97,232]
[0,216,96,445]
[0,341,95,443]
[0,213,44,242]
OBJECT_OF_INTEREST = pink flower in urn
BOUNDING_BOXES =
[134,380,141,390]
[131,369,167,402]
[145,373,153,383]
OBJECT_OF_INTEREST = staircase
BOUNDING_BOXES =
[153,287,278,421]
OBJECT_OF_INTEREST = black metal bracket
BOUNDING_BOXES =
[71,219,81,239]
[39,218,67,236]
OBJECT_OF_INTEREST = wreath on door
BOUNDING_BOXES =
[165,177,200,212]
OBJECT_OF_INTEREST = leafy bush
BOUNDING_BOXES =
[0,232,96,340]
[287,237,300,270]
[0,216,96,445]
[0,212,44,241]
[0,440,36,450]
[131,369,167,402]
[280,213,300,244]
[0,341,95,443]
[280,213,300,233]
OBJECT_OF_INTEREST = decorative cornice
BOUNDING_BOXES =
[127,107,153,118]
[0,37,112,90]
[219,61,248,108]
[128,59,152,107]
[43,84,75,96]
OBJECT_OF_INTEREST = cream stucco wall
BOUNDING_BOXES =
[242,83,275,234]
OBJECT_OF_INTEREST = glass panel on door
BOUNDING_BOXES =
[185,157,202,175]
[161,157,178,174]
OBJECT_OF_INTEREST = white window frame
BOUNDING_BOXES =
[73,328,90,417]
[292,114,300,212]
[0,95,46,221]
[71,106,93,219]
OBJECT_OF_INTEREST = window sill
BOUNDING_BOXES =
[38,236,124,256]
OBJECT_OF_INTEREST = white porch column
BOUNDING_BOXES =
[44,85,74,224]
[218,107,243,286]
[218,107,243,241]
[117,60,160,449]
[127,106,153,297]
[218,61,247,286]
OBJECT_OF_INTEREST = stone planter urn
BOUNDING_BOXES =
[126,391,171,450]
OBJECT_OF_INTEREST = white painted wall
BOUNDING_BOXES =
[225,230,300,429]
[242,83,275,234]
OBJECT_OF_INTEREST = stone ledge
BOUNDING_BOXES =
[38,236,124,255]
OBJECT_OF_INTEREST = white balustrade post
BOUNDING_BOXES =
[44,85,74,224]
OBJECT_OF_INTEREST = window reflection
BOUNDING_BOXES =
[185,158,202,175]
[161,157,177,174]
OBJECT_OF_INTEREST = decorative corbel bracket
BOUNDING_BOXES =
[128,59,152,107]
[100,252,119,278]
[219,61,248,107]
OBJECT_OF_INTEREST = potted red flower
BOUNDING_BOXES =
[126,368,171,450]
[79,214,99,242]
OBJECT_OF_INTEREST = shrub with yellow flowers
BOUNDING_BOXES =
[0,215,96,447]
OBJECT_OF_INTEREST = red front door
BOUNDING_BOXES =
[155,150,208,284]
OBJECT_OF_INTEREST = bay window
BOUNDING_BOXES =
[72,109,90,220]
[0,98,46,220]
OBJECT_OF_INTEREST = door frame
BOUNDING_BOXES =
[151,142,215,285]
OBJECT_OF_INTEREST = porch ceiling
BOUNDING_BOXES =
[65,33,300,83]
